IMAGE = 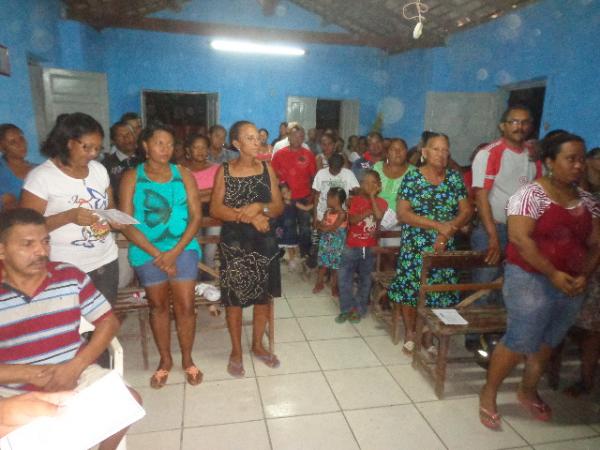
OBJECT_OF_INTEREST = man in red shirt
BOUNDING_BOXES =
[272,126,317,258]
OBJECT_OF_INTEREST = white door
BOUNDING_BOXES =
[286,96,317,131]
[424,91,508,165]
[34,68,110,151]
[339,100,360,145]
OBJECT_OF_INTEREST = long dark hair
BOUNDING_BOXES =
[136,122,174,162]
[41,113,104,165]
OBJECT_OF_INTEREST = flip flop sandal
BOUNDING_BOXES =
[312,284,325,294]
[184,365,203,386]
[227,359,245,378]
[150,368,170,389]
[253,352,281,369]
[427,345,438,357]
[479,406,502,430]
[517,393,552,421]
[402,340,415,355]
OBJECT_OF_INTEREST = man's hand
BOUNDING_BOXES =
[549,271,578,297]
[572,275,587,297]
[484,235,502,265]
[41,360,84,392]
[25,365,56,389]
[0,391,74,437]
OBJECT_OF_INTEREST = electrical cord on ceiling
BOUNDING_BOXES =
[402,0,429,39]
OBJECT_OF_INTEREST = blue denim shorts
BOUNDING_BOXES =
[134,249,199,287]
[501,263,584,354]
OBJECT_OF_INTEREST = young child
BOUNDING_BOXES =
[337,170,386,324]
[313,187,347,296]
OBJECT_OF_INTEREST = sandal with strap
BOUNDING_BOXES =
[517,392,552,421]
[227,358,245,378]
[253,352,280,369]
[402,340,415,355]
[479,406,502,430]
[184,365,203,386]
[150,368,170,389]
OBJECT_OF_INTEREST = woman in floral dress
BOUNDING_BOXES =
[387,132,472,354]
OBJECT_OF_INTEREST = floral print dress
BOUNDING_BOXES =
[388,168,467,307]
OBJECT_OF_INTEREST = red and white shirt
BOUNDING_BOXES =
[506,183,600,276]
[346,195,387,247]
[471,138,542,223]
[0,262,113,391]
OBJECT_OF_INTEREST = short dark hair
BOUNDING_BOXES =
[390,137,408,149]
[41,113,104,166]
[0,123,21,142]
[185,133,209,150]
[258,128,269,137]
[362,169,381,184]
[423,131,449,147]
[327,186,347,205]
[137,122,174,161]
[229,121,253,143]
[110,121,130,141]
[541,132,585,161]
[500,105,532,123]
[0,208,46,242]
[587,147,600,159]
[209,124,226,136]
[328,153,345,171]
[120,112,140,122]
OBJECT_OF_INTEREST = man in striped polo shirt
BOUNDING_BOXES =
[0,208,139,449]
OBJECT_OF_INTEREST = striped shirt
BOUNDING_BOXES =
[0,261,113,391]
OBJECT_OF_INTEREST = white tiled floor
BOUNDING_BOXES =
[120,269,600,449]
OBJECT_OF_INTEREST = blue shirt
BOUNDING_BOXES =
[0,158,25,198]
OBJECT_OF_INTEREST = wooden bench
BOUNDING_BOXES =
[412,251,505,398]
[369,230,402,343]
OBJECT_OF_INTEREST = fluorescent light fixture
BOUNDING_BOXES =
[210,39,305,56]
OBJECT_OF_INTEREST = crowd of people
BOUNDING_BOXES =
[0,104,599,438]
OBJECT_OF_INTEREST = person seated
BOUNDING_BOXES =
[0,208,141,450]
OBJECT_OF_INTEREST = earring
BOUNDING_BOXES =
[420,154,426,164]
[548,167,553,178]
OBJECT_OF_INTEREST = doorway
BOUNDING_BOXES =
[142,90,219,144]
[316,99,341,131]
[508,84,546,139]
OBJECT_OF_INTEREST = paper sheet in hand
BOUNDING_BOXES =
[380,208,398,230]
[0,371,145,450]
[432,309,468,325]
[93,209,139,224]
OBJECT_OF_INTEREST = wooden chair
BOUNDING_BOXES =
[369,229,402,343]
[412,251,505,398]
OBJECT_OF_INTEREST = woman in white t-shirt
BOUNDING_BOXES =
[20,113,121,304]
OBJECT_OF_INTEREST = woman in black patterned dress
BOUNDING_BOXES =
[210,120,284,377]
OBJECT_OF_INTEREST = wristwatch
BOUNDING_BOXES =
[263,205,270,215]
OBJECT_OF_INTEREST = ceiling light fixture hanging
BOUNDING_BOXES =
[402,0,429,40]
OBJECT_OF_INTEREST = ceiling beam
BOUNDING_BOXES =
[259,0,280,16]
[70,14,381,48]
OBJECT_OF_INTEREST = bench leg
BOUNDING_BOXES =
[434,336,450,399]
[138,309,150,371]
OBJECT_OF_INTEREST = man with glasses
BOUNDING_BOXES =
[466,106,543,349]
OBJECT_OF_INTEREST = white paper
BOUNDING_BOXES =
[93,209,139,225]
[380,208,398,230]
[0,371,145,450]
[432,309,468,326]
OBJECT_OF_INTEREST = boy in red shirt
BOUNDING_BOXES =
[337,170,387,323]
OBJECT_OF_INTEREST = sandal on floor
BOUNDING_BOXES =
[479,406,502,430]
[403,340,415,355]
[517,392,552,421]
[348,311,361,324]
[150,368,170,389]
[184,365,203,386]
[227,359,245,378]
[312,284,324,294]
[426,345,438,357]
[253,352,280,369]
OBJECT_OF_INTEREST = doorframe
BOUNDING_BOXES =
[140,89,220,127]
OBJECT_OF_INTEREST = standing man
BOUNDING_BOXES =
[272,121,312,155]
[467,105,542,347]
[272,126,317,259]
[102,121,140,205]
[0,208,141,450]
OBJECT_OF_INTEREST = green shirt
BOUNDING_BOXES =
[373,161,415,212]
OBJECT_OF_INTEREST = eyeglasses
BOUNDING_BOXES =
[504,119,533,127]
[75,139,104,154]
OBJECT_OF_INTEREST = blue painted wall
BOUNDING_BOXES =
[386,0,600,148]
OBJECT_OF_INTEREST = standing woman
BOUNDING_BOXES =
[0,124,35,209]
[257,128,273,161]
[479,133,600,429]
[387,133,472,354]
[20,113,120,305]
[210,120,284,377]
[119,123,203,389]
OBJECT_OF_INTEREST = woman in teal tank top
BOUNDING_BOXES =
[120,123,203,389]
